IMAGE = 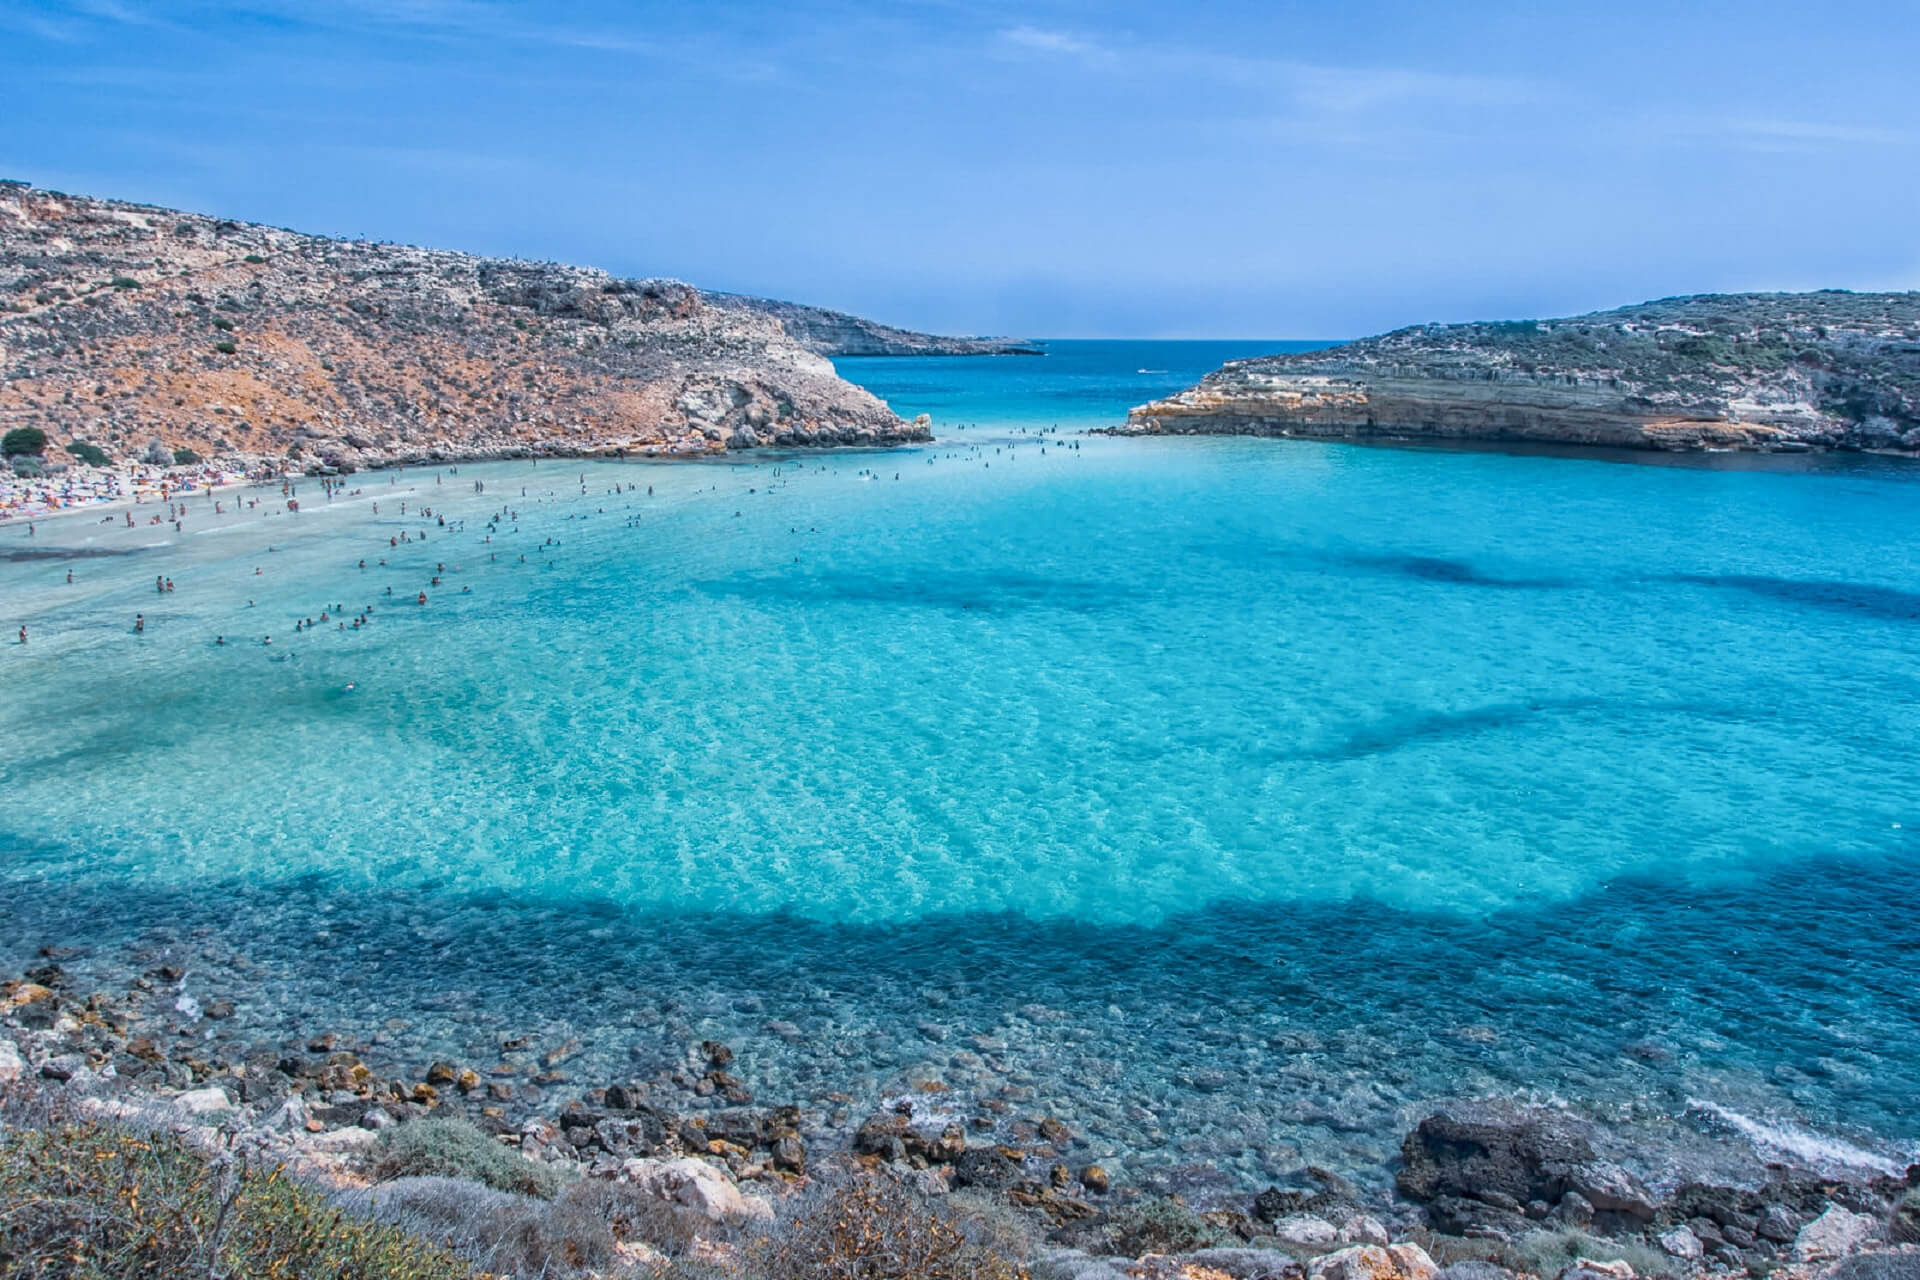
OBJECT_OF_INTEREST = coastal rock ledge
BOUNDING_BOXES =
[1111,292,1920,454]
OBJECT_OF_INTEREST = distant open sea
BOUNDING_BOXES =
[3,340,1917,1190]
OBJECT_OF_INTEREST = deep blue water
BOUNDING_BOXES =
[1,340,1916,1190]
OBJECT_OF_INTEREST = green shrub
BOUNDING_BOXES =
[345,1175,709,1277]
[172,447,201,465]
[245,254,267,264]
[365,1117,563,1200]
[110,276,140,290]
[65,439,110,466]
[212,316,235,330]
[1095,1195,1226,1257]
[3,426,47,456]
[1510,1226,1668,1277]
[0,1117,473,1279]
[214,339,237,354]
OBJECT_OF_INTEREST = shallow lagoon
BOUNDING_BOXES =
[3,343,1917,1189]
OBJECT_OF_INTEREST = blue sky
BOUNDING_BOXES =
[4,1,1916,338]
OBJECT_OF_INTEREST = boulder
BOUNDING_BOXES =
[620,1156,773,1223]
[1798,1206,1880,1261]
[1340,1216,1392,1246]
[1567,1162,1656,1222]
[952,1146,1024,1190]
[1658,1226,1704,1259]
[0,1037,25,1084]
[1758,1204,1803,1244]
[174,1086,234,1114]
[1397,1104,1594,1206]
[1309,1244,1439,1280]
[1185,1247,1310,1279]
[1272,1215,1341,1247]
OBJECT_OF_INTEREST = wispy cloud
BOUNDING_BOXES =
[1712,118,1915,150]
[998,24,1105,59]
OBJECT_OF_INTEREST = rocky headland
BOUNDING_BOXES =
[1110,294,1920,454]
[701,292,1042,357]
[0,180,954,475]
[5,962,1917,1280]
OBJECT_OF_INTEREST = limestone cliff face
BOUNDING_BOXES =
[700,293,1042,357]
[0,181,931,472]
[1116,293,1920,454]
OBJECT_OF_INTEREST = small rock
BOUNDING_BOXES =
[0,1038,25,1084]
[203,999,235,1020]
[1080,1164,1110,1194]
[1341,1215,1392,1246]
[305,1126,377,1153]
[1757,1204,1802,1244]
[1273,1215,1341,1247]
[1659,1227,1704,1260]
[699,1040,733,1068]
[174,1086,234,1114]
[424,1061,457,1086]
[1309,1244,1439,1280]
[1567,1161,1657,1222]
[1438,1265,1515,1280]
[620,1157,773,1223]
[770,1134,806,1174]
[1556,1190,1596,1227]
[1797,1206,1880,1261]
[1186,1248,1310,1279]
[1558,1262,1633,1280]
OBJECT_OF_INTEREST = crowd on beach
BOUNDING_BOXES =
[9,427,1089,652]
[0,456,271,522]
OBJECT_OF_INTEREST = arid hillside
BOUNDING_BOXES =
[0,181,931,472]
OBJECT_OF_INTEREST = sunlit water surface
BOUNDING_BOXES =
[3,341,1917,1189]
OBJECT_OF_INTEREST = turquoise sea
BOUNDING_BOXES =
[3,340,1917,1189]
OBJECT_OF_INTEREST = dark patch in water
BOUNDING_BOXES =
[1274,698,1746,762]
[2,842,1916,1181]
[1671,575,1920,622]
[1334,552,1572,589]
[4,546,137,562]
[697,569,1135,612]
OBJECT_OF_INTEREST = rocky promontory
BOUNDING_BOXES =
[701,292,1042,357]
[0,181,940,473]
[1112,293,1920,454]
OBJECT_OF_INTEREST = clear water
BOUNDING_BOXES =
[3,340,1917,1192]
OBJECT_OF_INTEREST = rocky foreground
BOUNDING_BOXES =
[0,181,963,472]
[1112,293,1920,454]
[5,964,1916,1280]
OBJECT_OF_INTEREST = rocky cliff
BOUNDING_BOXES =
[701,292,1041,357]
[0,181,933,472]
[1114,293,1920,454]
